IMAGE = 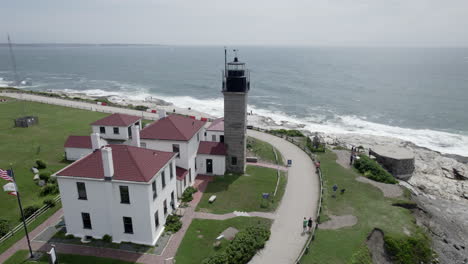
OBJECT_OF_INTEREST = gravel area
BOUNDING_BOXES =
[318,215,357,230]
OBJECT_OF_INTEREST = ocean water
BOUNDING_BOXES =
[1,45,467,156]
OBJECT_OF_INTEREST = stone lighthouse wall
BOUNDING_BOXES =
[224,92,248,173]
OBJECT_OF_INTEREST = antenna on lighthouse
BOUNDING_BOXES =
[7,34,20,86]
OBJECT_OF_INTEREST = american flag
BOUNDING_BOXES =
[0,169,13,182]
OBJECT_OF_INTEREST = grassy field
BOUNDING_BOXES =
[247,137,284,165]
[300,150,419,264]
[196,166,286,214]
[0,99,106,227]
[175,217,272,264]
[4,250,140,264]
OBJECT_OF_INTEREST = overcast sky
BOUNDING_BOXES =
[2,0,467,46]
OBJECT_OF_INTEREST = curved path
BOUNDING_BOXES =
[248,130,320,264]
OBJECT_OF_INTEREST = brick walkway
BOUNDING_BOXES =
[246,162,289,172]
[0,175,213,264]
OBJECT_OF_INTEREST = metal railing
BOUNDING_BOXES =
[0,195,61,244]
[248,127,324,263]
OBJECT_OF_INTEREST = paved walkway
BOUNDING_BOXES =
[246,162,289,172]
[247,130,320,264]
[194,211,276,220]
[0,176,213,264]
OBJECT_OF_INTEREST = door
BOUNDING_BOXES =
[220,135,224,143]
[206,159,213,174]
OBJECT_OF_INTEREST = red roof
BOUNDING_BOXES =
[57,145,175,182]
[207,118,224,131]
[197,141,227,156]
[140,115,206,141]
[64,136,92,149]
[176,166,188,181]
[91,113,141,127]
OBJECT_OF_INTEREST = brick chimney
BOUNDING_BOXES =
[131,125,140,147]
[91,133,101,150]
[101,147,114,179]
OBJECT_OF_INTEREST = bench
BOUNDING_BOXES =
[209,195,217,203]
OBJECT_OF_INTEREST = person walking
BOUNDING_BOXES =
[303,217,308,234]
[308,217,313,232]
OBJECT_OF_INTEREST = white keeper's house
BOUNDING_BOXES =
[58,112,227,245]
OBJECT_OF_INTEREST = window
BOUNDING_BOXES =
[77,182,87,200]
[194,158,197,170]
[135,121,139,126]
[212,135,216,141]
[170,162,174,179]
[154,211,159,229]
[183,177,186,187]
[140,142,146,148]
[189,168,192,183]
[172,144,180,158]
[197,133,200,142]
[171,191,175,210]
[82,212,92,229]
[113,127,119,134]
[123,217,133,234]
[163,200,168,216]
[120,186,130,204]
[231,156,237,166]
[152,181,157,200]
[204,132,207,137]
[100,126,105,134]
[128,126,132,138]
[161,171,166,189]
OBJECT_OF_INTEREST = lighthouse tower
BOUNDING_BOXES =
[223,51,250,173]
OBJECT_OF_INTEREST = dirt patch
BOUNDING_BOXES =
[333,150,353,169]
[366,228,393,264]
[318,215,357,230]
[356,176,403,198]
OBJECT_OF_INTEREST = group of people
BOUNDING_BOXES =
[302,217,314,233]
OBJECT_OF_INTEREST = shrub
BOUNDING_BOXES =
[384,233,434,264]
[348,244,372,264]
[36,159,47,169]
[40,184,59,196]
[102,234,112,243]
[354,155,398,184]
[134,105,149,111]
[39,172,51,183]
[306,137,326,153]
[202,226,271,264]
[66,234,75,239]
[165,214,182,233]
[43,198,56,207]
[181,186,198,203]
[260,199,270,209]
[22,205,40,220]
[269,129,304,137]
[48,176,57,185]
[0,218,10,237]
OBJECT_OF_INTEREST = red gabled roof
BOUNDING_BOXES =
[140,114,206,141]
[197,141,227,156]
[64,136,92,149]
[207,118,224,132]
[57,145,175,182]
[176,166,188,181]
[91,113,141,127]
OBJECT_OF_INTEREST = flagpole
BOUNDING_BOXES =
[9,166,34,259]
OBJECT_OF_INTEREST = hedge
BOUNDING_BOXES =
[269,129,304,137]
[354,155,397,184]
[202,226,271,264]
[165,214,182,233]
[35,159,47,169]
[21,205,40,221]
[181,186,197,203]
[0,219,10,237]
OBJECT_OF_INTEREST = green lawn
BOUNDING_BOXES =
[4,250,140,264]
[300,151,419,264]
[247,137,284,165]
[196,166,286,214]
[175,217,272,264]
[0,99,106,226]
